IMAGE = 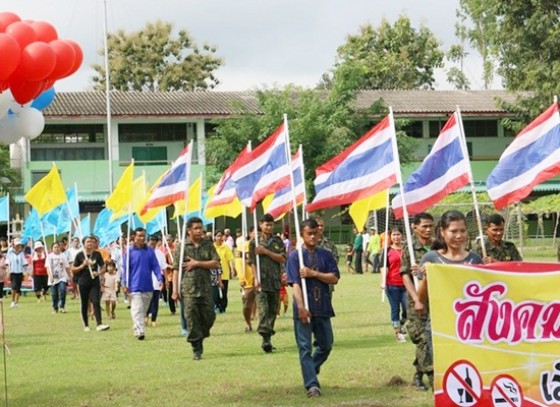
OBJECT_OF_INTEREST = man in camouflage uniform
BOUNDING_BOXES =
[400,212,434,391]
[172,216,220,360]
[249,213,286,353]
[475,213,522,263]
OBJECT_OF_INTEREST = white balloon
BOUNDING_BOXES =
[0,91,12,121]
[0,114,23,145]
[14,107,45,140]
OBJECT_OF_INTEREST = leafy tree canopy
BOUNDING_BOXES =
[460,1,560,130]
[206,85,418,197]
[92,20,223,91]
[321,15,445,91]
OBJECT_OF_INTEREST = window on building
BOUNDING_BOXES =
[32,124,104,144]
[429,119,447,137]
[400,120,424,138]
[31,170,61,186]
[462,119,498,137]
[31,124,105,161]
[119,123,187,142]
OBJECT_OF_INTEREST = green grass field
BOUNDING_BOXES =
[0,245,556,407]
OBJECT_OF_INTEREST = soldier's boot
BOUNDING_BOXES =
[412,371,428,391]
[427,371,434,391]
[192,340,202,360]
[261,334,273,353]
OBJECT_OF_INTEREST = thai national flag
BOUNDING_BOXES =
[206,146,249,210]
[232,123,291,209]
[266,147,305,219]
[392,113,470,219]
[487,103,560,209]
[140,143,192,214]
[307,115,398,212]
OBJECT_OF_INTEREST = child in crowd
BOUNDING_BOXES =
[345,243,355,273]
[101,260,118,319]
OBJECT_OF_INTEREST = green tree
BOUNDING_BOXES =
[322,16,445,91]
[460,1,560,130]
[206,86,418,197]
[446,10,471,90]
[0,145,21,194]
[92,20,223,91]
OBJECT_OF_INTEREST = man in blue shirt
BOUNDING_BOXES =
[123,228,163,340]
[286,218,340,398]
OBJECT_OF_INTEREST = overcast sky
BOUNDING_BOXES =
[6,0,493,92]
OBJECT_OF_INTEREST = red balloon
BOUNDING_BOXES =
[31,21,58,43]
[48,39,75,79]
[9,77,43,105]
[19,42,56,81]
[0,33,20,79]
[0,12,20,33]
[5,21,37,49]
[63,40,83,77]
[0,80,8,92]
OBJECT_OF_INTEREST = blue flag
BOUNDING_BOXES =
[0,196,8,223]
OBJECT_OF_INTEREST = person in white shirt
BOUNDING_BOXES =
[46,241,70,313]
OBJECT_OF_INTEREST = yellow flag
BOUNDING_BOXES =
[349,189,388,230]
[204,183,243,219]
[24,164,67,216]
[111,175,147,220]
[172,176,201,219]
[137,170,169,223]
[261,193,287,220]
[105,162,134,213]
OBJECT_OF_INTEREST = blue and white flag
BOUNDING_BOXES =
[487,103,560,209]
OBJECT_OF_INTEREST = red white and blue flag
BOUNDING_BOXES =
[232,123,291,210]
[392,112,470,219]
[487,102,560,209]
[140,143,192,214]
[307,115,398,212]
[266,147,305,219]
[206,146,249,209]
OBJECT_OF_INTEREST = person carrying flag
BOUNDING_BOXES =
[475,213,522,264]
[249,213,286,353]
[286,218,340,398]
[400,212,434,391]
[172,217,220,361]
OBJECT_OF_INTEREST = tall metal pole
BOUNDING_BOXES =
[103,0,114,192]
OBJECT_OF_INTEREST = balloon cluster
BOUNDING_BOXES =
[0,11,84,144]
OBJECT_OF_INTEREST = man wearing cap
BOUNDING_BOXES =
[6,238,27,308]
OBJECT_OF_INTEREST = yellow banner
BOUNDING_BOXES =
[428,262,560,406]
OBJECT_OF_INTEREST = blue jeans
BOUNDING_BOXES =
[294,316,333,390]
[385,285,407,328]
[179,297,187,330]
[51,281,67,311]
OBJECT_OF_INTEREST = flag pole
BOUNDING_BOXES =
[6,193,9,244]
[456,106,487,258]
[177,141,193,295]
[283,115,309,311]
[381,191,390,303]
[298,145,309,220]
[388,108,418,287]
[70,182,94,279]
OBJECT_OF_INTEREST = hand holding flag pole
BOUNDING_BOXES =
[388,109,418,288]
[456,106,487,259]
[284,115,309,312]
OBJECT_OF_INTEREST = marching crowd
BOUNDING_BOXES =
[0,210,522,398]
